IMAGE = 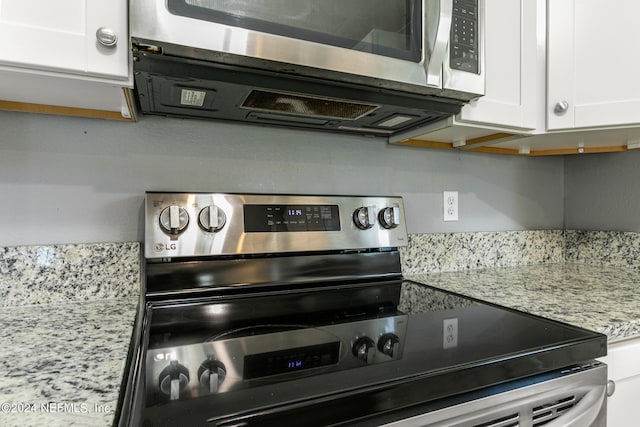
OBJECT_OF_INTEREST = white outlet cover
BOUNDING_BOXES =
[443,191,458,221]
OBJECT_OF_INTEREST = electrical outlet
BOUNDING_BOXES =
[443,191,458,221]
[443,318,458,349]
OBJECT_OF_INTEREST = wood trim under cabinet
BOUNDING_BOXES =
[529,145,628,156]
[395,133,632,157]
[469,145,629,156]
[392,133,518,151]
[468,146,521,155]
[456,133,519,149]
[390,139,454,150]
[0,90,136,122]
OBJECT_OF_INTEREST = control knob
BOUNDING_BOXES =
[353,206,376,230]
[198,358,227,393]
[378,207,401,229]
[352,337,376,363]
[198,205,226,232]
[159,360,190,401]
[159,205,189,235]
[377,333,400,359]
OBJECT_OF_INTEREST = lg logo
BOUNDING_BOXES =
[154,243,177,252]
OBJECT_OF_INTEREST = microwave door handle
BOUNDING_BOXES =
[425,0,453,87]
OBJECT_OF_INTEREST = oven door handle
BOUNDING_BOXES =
[546,384,606,427]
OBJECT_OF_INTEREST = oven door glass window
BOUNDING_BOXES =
[167,0,421,62]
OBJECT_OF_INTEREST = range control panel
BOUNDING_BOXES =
[145,193,408,259]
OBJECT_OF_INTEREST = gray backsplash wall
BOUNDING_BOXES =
[565,150,640,231]
[0,111,564,246]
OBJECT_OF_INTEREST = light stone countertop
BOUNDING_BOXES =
[0,298,138,426]
[406,262,640,343]
[0,243,140,427]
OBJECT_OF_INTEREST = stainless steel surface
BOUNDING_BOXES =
[158,205,188,235]
[380,363,607,427]
[379,206,401,229]
[146,314,407,397]
[145,193,408,259]
[96,27,118,47]
[606,379,615,397]
[132,1,426,90]
[197,204,226,232]
[425,0,453,87]
[130,0,484,99]
[555,100,570,115]
[352,205,376,230]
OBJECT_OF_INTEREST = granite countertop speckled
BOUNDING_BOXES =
[0,298,138,426]
[0,243,140,427]
[406,262,640,343]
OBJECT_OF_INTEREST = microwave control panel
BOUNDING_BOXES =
[450,0,479,74]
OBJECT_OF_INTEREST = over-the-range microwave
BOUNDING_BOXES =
[130,0,484,137]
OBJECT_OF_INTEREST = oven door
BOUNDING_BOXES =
[378,363,607,427]
[130,0,483,97]
[201,363,607,427]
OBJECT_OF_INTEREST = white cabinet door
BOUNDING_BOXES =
[547,0,640,130]
[0,0,128,81]
[457,0,539,131]
[598,339,640,427]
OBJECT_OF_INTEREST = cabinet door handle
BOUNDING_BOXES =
[96,27,118,47]
[554,100,570,115]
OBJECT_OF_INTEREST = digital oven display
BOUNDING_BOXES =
[243,204,340,232]
[243,342,340,380]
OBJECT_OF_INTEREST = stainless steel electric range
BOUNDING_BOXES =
[118,192,608,426]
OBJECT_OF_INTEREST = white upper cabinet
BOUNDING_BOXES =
[400,0,640,155]
[0,0,133,120]
[547,0,640,131]
[0,0,129,82]
[457,0,539,131]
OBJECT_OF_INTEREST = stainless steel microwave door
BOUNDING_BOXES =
[167,0,422,62]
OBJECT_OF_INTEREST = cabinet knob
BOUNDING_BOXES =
[554,100,569,115]
[96,27,118,47]
[606,379,616,397]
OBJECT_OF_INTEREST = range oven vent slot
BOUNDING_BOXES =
[472,413,520,427]
[468,393,579,427]
[532,395,577,426]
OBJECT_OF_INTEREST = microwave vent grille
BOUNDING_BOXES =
[241,90,380,120]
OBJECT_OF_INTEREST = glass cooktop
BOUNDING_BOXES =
[139,280,607,426]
